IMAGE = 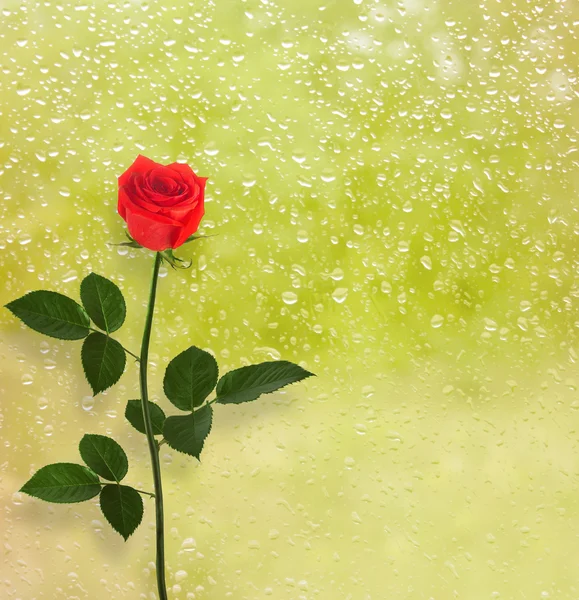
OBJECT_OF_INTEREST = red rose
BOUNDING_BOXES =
[117,155,207,251]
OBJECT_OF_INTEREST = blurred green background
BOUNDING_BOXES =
[1,0,578,598]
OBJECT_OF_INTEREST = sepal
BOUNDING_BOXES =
[160,249,192,270]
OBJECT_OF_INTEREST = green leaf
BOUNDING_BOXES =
[5,291,90,340]
[163,405,213,459]
[80,273,126,333]
[163,346,218,411]
[216,360,314,405]
[81,332,126,395]
[99,485,144,540]
[20,463,100,503]
[125,399,166,436]
[79,434,128,482]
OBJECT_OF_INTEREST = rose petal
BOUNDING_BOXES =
[156,177,205,214]
[167,161,195,181]
[117,187,128,220]
[151,189,193,208]
[173,200,205,248]
[148,165,182,185]
[161,199,199,220]
[121,190,182,227]
[125,177,166,214]
[122,195,183,251]
[118,155,159,187]
[150,175,180,195]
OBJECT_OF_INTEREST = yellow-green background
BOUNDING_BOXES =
[1,0,578,598]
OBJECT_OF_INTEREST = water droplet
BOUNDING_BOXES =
[484,318,498,331]
[321,169,336,183]
[354,423,367,436]
[344,456,356,469]
[291,150,306,164]
[297,230,309,243]
[282,291,298,305]
[180,538,196,553]
[361,385,375,398]
[62,270,78,283]
[332,288,348,304]
[449,220,466,237]
[420,256,432,270]
[431,315,444,328]
[81,396,94,411]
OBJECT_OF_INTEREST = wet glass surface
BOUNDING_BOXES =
[1,0,578,598]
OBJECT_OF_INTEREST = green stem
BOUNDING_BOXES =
[97,482,155,498]
[139,252,168,600]
[88,327,140,362]
[122,345,141,362]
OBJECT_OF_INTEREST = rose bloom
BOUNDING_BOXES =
[117,155,207,251]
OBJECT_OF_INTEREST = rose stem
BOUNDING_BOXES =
[139,252,168,600]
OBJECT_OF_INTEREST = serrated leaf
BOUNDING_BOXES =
[5,291,90,340]
[216,361,314,405]
[163,346,218,411]
[163,405,213,459]
[79,434,128,482]
[80,273,126,333]
[20,463,100,503]
[99,485,143,540]
[81,332,126,395]
[125,399,166,436]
